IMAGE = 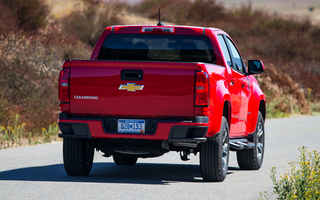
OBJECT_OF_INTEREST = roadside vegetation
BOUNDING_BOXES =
[0,0,320,148]
[60,0,124,46]
[0,114,59,149]
[0,0,93,148]
[260,147,320,199]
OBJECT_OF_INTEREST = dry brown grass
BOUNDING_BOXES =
[222,0,320,25]
[61,0,125,46]
[1,0,49,31]
[46,0,80,18]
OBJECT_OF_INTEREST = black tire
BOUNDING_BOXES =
[113,154,138,166]
[200,116,229,182]
[63,138,94,176]
[237,111,265,170]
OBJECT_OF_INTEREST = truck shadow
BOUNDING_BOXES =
[0,162,225,184]
[0,162,236,184]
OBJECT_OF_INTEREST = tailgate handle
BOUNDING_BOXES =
[121,70,143,81]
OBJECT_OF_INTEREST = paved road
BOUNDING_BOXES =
[0,116,319,200]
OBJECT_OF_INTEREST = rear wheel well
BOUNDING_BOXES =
[223,101,231,128]
[259,100,266,121]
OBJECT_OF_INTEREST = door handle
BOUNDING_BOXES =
[121,70,143,81]
[240,81,246,88]
[230,78,236,85]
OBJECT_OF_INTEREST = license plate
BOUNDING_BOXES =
[118,119,145,134]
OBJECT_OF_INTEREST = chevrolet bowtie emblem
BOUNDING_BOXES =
[119,83,144,92]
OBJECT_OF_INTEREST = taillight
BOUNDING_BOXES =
[59,68,70,103]
[195,71,209,106]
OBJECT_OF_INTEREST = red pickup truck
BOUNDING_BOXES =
[58,25,266,182]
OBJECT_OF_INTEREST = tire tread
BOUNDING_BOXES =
[200,116,229,182]
[63,138,94,176]
[237,112,264,170]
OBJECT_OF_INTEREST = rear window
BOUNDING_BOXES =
[98,34,216,63]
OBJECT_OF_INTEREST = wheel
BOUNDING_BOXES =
[237,111,265,170]
[63,138,94,176]
[113,154,138,166]
[200,116,229,182]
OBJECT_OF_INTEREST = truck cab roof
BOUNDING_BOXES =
[109,25,222,36]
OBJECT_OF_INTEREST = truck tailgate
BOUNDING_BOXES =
[69,60,195,118]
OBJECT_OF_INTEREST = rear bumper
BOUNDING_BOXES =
[58,113,208,141]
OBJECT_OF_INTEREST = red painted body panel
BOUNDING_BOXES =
[59,25,265,142]
[194,63,229,137]
[68,60,195,118]
[208,29,266,138]
[247,76,265,134]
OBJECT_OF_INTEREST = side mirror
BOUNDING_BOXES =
[248,60,265,75]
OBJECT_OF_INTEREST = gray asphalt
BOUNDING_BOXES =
[0,116,319,200]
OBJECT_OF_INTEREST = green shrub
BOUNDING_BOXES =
[0,115,60,149]
[0,115,25,148]
[42,122,59,143]
[266,97,291,118]
[311,101,320,114]
[261,147,320,199]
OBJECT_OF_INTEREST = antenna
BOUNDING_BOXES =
[157,8,164,26]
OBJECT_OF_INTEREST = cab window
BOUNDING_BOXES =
[217,35,232,66]
[226,37,246,74]
[98,34,216,63]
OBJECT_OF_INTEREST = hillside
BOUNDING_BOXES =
[123,0,320,24]
[221,0,320,23]
[0,0,319,148]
